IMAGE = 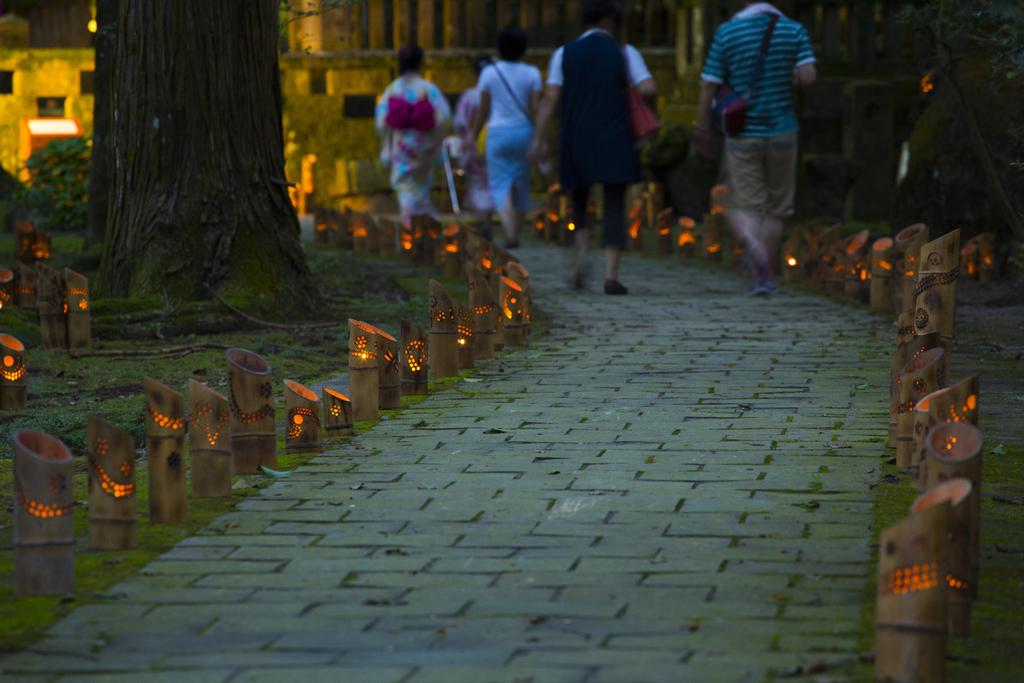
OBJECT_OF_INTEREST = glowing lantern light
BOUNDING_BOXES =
[0,333,27,411]
[468,265,497,362]
[499,276,527,346]
[428,280,459,380]
[367,324,401,409]
[226,348,276,473]
[911,376,980,488]
[87,414,138,549]
[913,229,960,365]
[894,223,929,317]
[348,319,380,422]
[187,380,232,498]
[322,388,354,435]
[399,318,429,396]
[895,347,946,469]
[64,268,91,350]
[144,378,186,524]
[285,379,321,452]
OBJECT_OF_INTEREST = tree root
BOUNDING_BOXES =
[69,343,230,360]
[205,286,338,330]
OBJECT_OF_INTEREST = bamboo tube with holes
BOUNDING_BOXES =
[87,414,137,549]
[895,223,929,317]
[912,376,979,488]
[925,422,983,599]
[285,380,321,452]
[441,223,462,278]
[896,347,946,468]
[499,276,528,346]
[14,261,37,308]
[400,318,429,395]
[701,212,724,262]
[399,220,415,261]
[187,380,232,498]
[413,215,440,265]
[676,216,698,258]
[371,325,401,409]
[842,230,870,300]
[974,232,995,283]
[145,378,186,523]
[889,324,941,449]
[808,223,841,286]
[226,348,276,473]
[627,196,643,251]
[870,237,896,312]
[348,319,380,421]
[912,479,975,638]
[0,333,27,411]
[12,430,74,596]
[64,268,91,350]
[429,280,459,379]
[0,266,13,310]
[505,261,531,337]
[322,388,354,435]
[655,207,673,255]
[36,263,67,350]
[351,212,370,253]
[468,266,496,362]
[914,229,960,365]
[875,500,948,683]
[456,303,475,370]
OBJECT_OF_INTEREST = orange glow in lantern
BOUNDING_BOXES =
[920,73,935,94]
[706,243,721,255]
[786,257,798,268]
[567,222,576,232]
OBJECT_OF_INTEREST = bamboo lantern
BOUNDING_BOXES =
[400,318,429,395]
[413,215,441,265]
[781,231,802,283]
[925,422,983,597]
[914,229,960,364]
[532,210,546,238]
[895,347,946,468]
[655,207,674,255]
[87,414,137,549]
[12,430,74,596]
[370,324,401,409]
[912,376,979,487]
[351,212,370,253]
[456,303,475,370]
[506,261,532,337]
[974,232,995,283]
[348,319,380,421]
[895,223,929,317]
[64,268,91,350]
[36,263,67,350]
[870,237,896,312]
[627,197,644,251]
[399,221,415,261]
[560,194,574,245]
[428,280,459,379]
[809,223,842,287]
[911,479,975,637]
[645,182,663,232]
[144,378,186,524]
[0,266,13,310]
[499,276,528,346]
[14,261,37,308]
[378,216,398,256]
[889,326,941,449]
[226,347,276,473]
[441,223,462,278]
[676,216,697,257]
[322,388,354,435]
[702,213,724,261]
[544,184,562,241]
[843,230,871,300]
[875,500,948,683]
[285,379,321,452]
[0,333,27,411]
[468,266,497,362]
[312,205,338,246]
[960,241,978,281]
[14,223,52,263]
[187,379,232,498]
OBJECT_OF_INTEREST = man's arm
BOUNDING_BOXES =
[529,84,561,161]
[793,62,817,88]
[634,77,657,100]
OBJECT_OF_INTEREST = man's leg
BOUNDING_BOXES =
[602,183,627,288]
[571,185,591,285]
[723,139,770,284]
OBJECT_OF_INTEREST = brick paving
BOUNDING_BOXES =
[2,245,890,683]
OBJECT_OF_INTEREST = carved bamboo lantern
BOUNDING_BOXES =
[809,223,842,287]
[973,232,995,283]
[285,379,321,452]
[652,208,671,254]
[145,378,186,523]
[912,376,979,487]
[348,319,380,422]
[36,263,67,350]
[911,478,975,638]
[15,223,52,263]
[428,280,459,380]
[456,303,475,370]
[468,266,497,362]
[0,333,27,411]
[322,388,354,435]
[226,348,276,473]
[544,184,562,241]
[914,229,960,362]
[702,213,724,262]
[895,347,946,468]
[532,210,546,238]
[399,220,416,261]
[400,318,429,395]
[960,241,978,281]
[889,325,941,449]
[781,231,802,283]
[370,324,401,409]
[87,414,137,549]
[895,223,929,317]
[0,266,13,310]
[14,261,37,308]
[64,268,90,350]
[12,429,74,596]
[441,223,462,278]
[187,380,232,498]
[870,237,895,312]
[351,212,371,254]
[627,197,644,251]
[676,216,697,257]
[841,230,870,301]
[499,276,527,346]
[505,260,531,337]
[875,500,948,683]
[925,422,983,597]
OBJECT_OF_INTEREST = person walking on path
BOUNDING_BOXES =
[693,1,816,296]
[376,45,452,223]
[453,54,497,234]
[471,25,542,249]
[531,0,656,295]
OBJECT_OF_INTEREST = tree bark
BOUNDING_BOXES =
[87,0,117,246]
[96,0,318,315]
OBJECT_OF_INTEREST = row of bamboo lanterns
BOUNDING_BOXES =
[0,261,92,353]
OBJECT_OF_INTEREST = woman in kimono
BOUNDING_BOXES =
[376,45,452,222]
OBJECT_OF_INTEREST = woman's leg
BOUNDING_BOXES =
[602,183,627,286]
[498,192,520,247]
[571,185,591,285]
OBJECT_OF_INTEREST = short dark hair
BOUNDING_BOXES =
[497,24,528,61]
[473,53,492,77]
[398,45,424,74]
[582,0,623,28]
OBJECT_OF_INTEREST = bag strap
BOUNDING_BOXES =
[489,61,532,123]
[747,14,780,98]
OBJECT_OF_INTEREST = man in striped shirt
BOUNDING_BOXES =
[695,2,817,295]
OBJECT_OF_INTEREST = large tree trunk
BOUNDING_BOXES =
[96,0,317,315]
[86,0,116,246]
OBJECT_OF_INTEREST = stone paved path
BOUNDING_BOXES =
[2,245,890,683]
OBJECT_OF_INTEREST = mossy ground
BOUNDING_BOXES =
[0,235,489,652]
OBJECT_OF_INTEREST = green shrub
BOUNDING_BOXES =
[15,136,91,233]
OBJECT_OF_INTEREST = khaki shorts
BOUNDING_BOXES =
[723,132,798,218]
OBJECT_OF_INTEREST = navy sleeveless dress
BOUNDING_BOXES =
[559,31,642,190]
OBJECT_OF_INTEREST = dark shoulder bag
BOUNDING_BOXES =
[711,14,779,137]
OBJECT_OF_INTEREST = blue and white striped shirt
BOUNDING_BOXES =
[701,4,815,138]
